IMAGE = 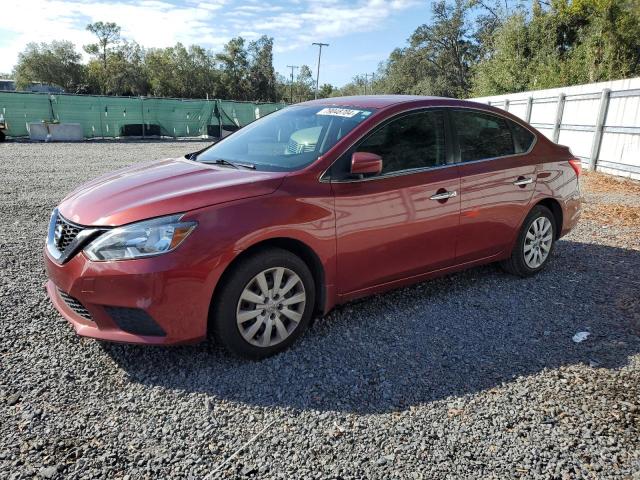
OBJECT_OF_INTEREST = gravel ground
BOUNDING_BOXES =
[1,141,639,479]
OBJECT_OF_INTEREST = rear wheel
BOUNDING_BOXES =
[0,130,5,142]
[501,205,556,277]
[212,248,315,359]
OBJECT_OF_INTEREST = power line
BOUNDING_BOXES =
[312,42,329,99]
[286,65,299,104]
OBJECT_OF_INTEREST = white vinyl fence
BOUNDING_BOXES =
[471,77,640,180]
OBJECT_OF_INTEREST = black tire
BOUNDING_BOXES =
[501,205,556,277]
[0,130,5,142]
[211,248,315,359]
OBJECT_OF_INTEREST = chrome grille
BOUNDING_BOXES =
[54,214,82,252]
[58,289,93,321]
[47,209,104,265]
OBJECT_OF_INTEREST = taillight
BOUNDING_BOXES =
[568,158,582,177]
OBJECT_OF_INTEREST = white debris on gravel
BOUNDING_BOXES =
[572,331,591,343]
[1,141,639,479]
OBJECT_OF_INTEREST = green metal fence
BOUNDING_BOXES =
[0,92,286,139]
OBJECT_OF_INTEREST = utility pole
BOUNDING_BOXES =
[364,73,375,95]
[286,65,299,104]
[312,42,329,99]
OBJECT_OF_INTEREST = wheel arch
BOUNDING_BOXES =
[533,197,563,239]
[209,237,326,329]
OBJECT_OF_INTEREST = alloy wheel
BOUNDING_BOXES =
[523,216,553,269]
[236,267,306,347]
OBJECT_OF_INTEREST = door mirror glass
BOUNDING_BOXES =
[351,152,383,176]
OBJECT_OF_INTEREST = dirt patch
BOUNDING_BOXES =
[582,171,640,196]
[582,202,640,227]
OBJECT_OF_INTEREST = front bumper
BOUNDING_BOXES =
[44,246,215,345]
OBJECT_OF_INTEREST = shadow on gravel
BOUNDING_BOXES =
[102,240,640,414]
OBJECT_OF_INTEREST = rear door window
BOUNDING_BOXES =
[451,110,515,162]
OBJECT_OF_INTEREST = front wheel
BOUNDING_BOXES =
[211,248,315,359]
[501,205,556,277]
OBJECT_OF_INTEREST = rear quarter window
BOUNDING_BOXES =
[510,121,535,153]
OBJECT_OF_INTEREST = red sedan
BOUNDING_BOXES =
[44,96,582,358]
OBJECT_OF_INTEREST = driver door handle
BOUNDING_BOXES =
[430,190,457,201]
[513,177,533,186]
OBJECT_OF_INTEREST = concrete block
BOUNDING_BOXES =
[28,122,49,141]
[28,122,84,141]
[49,123,83,141]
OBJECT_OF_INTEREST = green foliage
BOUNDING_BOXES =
[84,22,121,68]
[13,41,85,92]
[332,74,370,96]
[12,22,285,101]
[12,3,639,100]
[377,0,478,97]
[275,72,291,103]
[248,36,278,102]
[471,0,640,95]
[295,65,316,102]
[85,41,149,96]
[216,37,251,100]
[145,43,219,98]
[318,83,335,98]
[470,13,532,95]
[374,0,640,97]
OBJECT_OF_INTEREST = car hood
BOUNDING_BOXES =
[58,158,286,226]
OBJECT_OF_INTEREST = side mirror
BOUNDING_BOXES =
[351,151,383,176]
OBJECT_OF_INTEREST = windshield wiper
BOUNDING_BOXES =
[206,158,238,169]
[231,161,256,170]
[201,158,256,170]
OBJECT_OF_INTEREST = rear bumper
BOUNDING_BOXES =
[560,193,582,238]
[44,246,215,345]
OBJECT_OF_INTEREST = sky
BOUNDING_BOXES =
[0,0,432,87]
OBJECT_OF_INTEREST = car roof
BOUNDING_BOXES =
[298,95,483,110]
[296,95,536,132]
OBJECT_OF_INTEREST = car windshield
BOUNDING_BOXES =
[193,105,374,172]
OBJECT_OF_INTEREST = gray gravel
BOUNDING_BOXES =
[1,141,639,479]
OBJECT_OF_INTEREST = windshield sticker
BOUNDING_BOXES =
[317,107,362,118]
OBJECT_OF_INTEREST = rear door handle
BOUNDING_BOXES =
[430,190,457,201]
[513,177,533,186]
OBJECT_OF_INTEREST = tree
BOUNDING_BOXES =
[216,37,250,100]
[332,75,369,96]
[375,0,478,98]
[559,0,640,83]
[146,43,219,98]
[377,46,435,95]
[248,36,277,102]
[84,22,121,69]
[295,65,315,102]
[15,3,640,102]
[408,0,477,97]
[318,83,335,98]
[274,72,290,103]
[471,0,640,95]
[470,13,533,95]
[84,22,123,95]
[13,41,85,92]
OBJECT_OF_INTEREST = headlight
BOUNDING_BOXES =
[84,214,197,261]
